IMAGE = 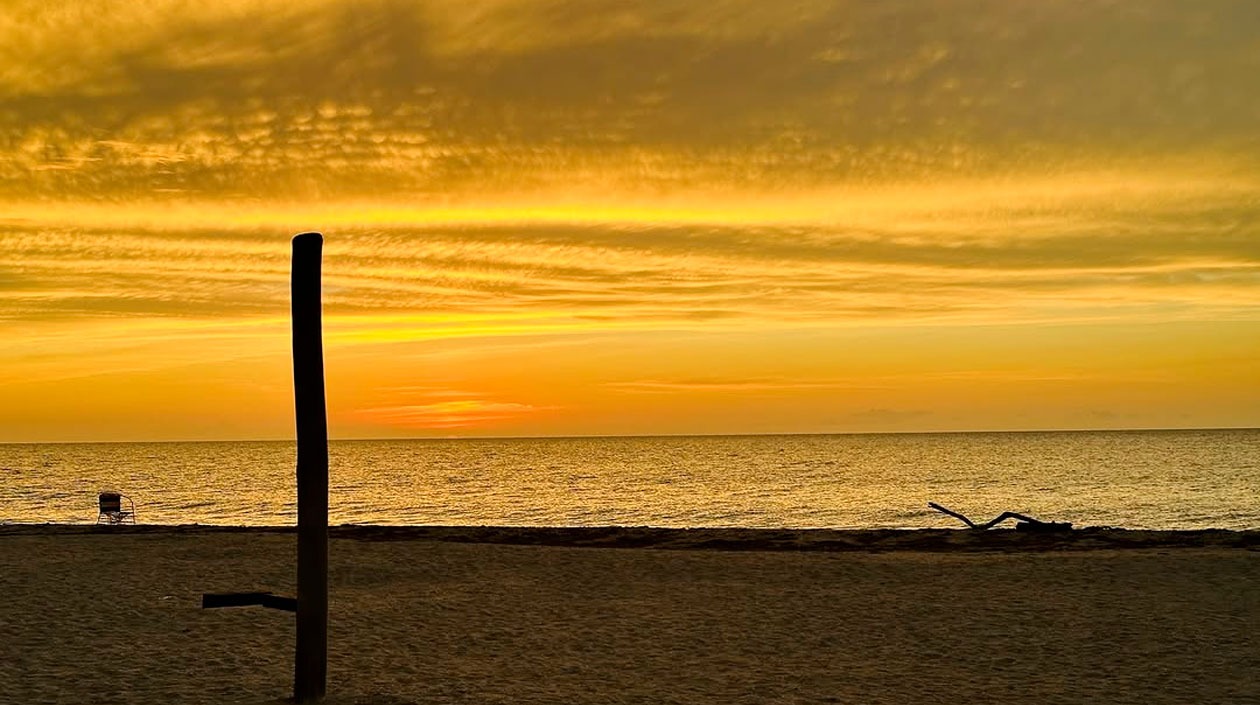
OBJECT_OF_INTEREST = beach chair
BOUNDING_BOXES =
[97,492,136,524]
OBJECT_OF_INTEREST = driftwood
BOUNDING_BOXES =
[928,502,1073,532]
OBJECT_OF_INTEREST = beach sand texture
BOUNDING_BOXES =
[0,527,1256,705]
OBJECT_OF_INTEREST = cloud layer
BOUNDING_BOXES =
[3,0,1259,199]
[3,172,1258,333]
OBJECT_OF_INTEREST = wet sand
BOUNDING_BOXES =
[1,526,1256,704]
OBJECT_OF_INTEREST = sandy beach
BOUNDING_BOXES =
[0,526,1256,705]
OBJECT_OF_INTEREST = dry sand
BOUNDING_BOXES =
[0,526,1256,705]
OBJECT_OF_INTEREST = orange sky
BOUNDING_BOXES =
[1,0,1258,441]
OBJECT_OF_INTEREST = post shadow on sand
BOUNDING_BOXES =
[201,232,329,703]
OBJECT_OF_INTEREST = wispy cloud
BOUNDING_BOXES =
[847,408,930,424]
[606,377,885,394]
[356,399,551,429]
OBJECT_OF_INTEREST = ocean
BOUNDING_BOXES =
[1,429,1256,529]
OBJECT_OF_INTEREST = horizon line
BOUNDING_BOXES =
[3,424,1256,446]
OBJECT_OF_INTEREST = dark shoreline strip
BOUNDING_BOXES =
[1,524,1257,552]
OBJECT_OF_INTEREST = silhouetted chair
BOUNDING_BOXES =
[97,492,136,524]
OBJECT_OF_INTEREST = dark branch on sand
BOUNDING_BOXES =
[928,502,1073,532]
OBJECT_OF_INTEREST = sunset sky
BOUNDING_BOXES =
[2,0,1258,441]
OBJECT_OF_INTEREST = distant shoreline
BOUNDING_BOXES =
[3,524,1256,552]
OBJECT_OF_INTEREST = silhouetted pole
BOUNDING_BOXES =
[292,232,328,703]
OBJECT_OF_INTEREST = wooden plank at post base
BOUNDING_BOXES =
[263,594,299,612]
[291,232,329,703]
[202,592,298,612]
[203,592,274,609]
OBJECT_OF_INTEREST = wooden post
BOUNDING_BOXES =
[291,232,328,702]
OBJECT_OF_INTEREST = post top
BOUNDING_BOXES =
[293,232,323,244]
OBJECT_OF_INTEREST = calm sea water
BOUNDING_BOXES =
[0,430,1256,529]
